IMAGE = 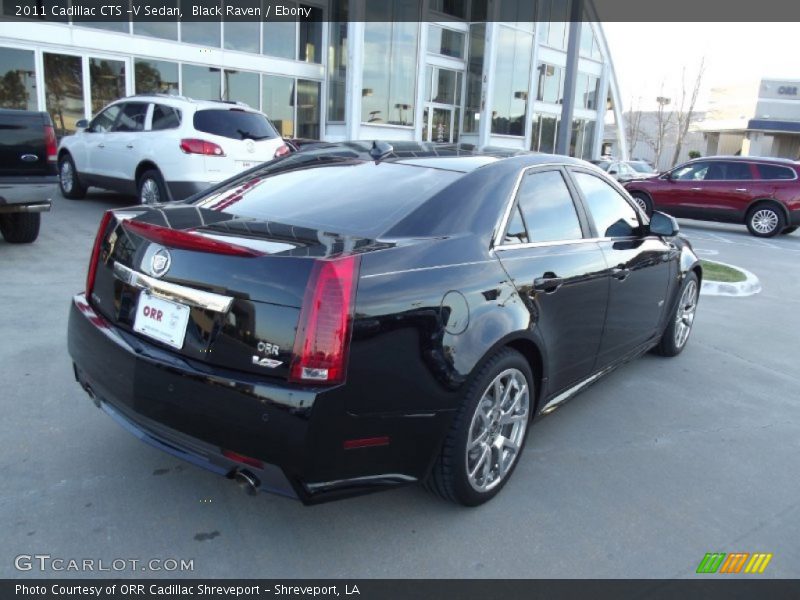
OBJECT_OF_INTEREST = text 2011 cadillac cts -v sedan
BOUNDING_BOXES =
[67,143,702,506]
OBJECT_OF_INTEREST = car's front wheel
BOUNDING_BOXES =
[137,169,168,205]
[654,272,699,357]
[426,348,533,506]
[746,204,785,237]
[58,154,87,199]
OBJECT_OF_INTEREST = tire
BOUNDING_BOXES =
[630,192,653,217]
[780,226,798,235]
[0,212,41,244]
[137,169,168,205]
[58,154,87,199]
[654,272,699,357]
[745,203,785,237]
[425,348,533,506]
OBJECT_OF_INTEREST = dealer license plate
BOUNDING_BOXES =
[133,292,190,350]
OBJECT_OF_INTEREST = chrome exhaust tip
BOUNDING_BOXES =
[233,469,260,496]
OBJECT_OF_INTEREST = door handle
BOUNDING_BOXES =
[97,143,105,148]
[690,187,701,191]
[126,144,134,149]
[735,188,747,192]
[612,267,631,281]
[533,274,564,293]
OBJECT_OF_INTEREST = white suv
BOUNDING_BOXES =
[57,95,289,204]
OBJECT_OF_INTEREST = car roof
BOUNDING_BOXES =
[297,141,591,174]
[107,94,260,112]
[685,155,798,166]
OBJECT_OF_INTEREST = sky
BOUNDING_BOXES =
[602,23,800,113]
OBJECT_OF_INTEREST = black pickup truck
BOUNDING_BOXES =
[0,109,57,244]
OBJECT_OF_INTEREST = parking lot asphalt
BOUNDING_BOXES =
[2,191,799,579]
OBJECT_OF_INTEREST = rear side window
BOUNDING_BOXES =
[193,109,278,140]
[573,171,640,238]
[757,163,796,180]
[194,160,460,237]
[718,161,753,180]
[151,104,181,130]
[114,103,149,132]
[513,170,583,243]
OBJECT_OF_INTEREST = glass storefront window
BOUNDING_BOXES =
[463,23,485,133]
[362,4,420,126]
[0,47,36,111]
[77,21,129,33]
[491,26,532,136]
[182,64,221,100]
[263,21,296,59]
[224,70,259,108]
[299,5,323,63]
[89,58,125,114]
[580,22,602,61]
[297,79,320,139]
[537,63,563,104]
[538,0,570,49]
[44,53,85,136]
[429,0,466,19]
[327,9,347,122]
[500,0,536,30]
[428,25,465,59]
[182,23,221,47]
[134,58,179,95]
[570,118,596,159]
[224,22,261,53]
[531,114,560,153]
[432,69,458,104]
[133,2,179,42]
[262,74,295,137]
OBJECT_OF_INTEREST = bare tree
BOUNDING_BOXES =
[671,57,706,168]
[643,85,675,169]
[626,96,644,157]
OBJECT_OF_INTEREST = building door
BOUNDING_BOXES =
[421,66,462,144]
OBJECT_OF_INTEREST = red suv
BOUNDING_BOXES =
[624,156,800,237]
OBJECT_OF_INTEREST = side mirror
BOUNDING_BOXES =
[76,119,89,130]
[608,169,618,175]
[649,211,679,237]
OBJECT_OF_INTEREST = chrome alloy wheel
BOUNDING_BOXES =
[674,279,698,349]
[466,368,530,493]
[60,160,74,194]
[140,178,160,205]
[751,209,779,235]
[633,196,648,213]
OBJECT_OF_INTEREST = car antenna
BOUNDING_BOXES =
[369,141,394,162]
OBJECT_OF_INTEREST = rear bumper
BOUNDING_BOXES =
[789,209,800,227]
[0,175,56,211]
[67,295,450,503]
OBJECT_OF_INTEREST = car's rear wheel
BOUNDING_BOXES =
[630,192,653,217]
[0,212,41,243]
[58,154,87,199]
[137,169,168,205]
[781,226,797,235]
[746,204,785,237]
[425,348,533,506]
[654,272,699,357]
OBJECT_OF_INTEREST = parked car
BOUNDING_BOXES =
[624,156,800,237]
[68,144,702,506]
[57,95,290,205]
[627,160,658,177]
[0,109,56,244]
[590,159,647,182]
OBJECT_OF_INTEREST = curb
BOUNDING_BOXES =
[700,260,761,297]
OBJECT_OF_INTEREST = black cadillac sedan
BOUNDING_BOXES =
[67,143,702,506]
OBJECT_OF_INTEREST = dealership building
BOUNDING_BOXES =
[0,0,627,158]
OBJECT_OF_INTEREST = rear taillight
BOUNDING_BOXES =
[289,256,360,385]
[274,143,290,158]
[180,138,225,156]
[44,125,57,162]
[122,219,263,257]
[86,211,114,299]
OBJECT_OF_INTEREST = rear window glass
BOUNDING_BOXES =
[193,109,278,140]
[194,160,460,237]
[0,116,43,146]
[756,163,796,180]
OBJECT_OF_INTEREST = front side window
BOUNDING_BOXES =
[513,170,583,243]
[573,171,640,238]
[671,161,709,181]
[114,103,149,132]
[90,104,121,133]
